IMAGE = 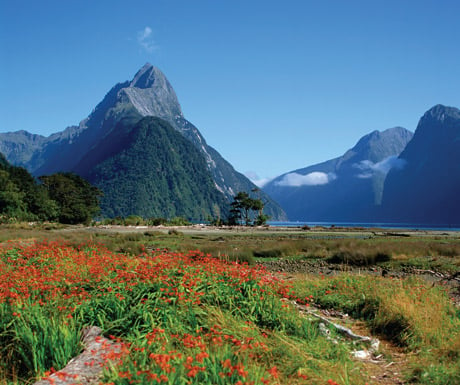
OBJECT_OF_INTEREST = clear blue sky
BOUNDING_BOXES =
[1,0,459,183]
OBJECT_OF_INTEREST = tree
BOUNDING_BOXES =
[0,170,28,219]
[39,173,102,224]
[9,166,58,221]
[228,191,269,226]
[0,156,59,221]
[251,187,270,226]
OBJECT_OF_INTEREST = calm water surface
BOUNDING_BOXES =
[269,221,460,232]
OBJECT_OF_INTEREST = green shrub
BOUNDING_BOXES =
[253,248,284,259]
[143,230,162,237]
[124,215,144,226]
[168,217,190,226]
[146,217,167,226]
[327,249,391,266]
[122,233,144,242]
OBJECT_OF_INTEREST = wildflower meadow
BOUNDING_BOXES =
[1,236,459,385]
[0,240,363,385]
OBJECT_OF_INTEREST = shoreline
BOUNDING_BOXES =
[68,223,460,238]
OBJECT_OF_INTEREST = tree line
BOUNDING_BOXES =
[0,154,101,224]
[0,153,268,226]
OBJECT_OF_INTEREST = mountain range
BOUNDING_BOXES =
[264,104,460,225]
[0,64,286,221]
[263,126,414,221]
[1,64,458,225]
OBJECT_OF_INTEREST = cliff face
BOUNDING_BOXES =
[382,105,460,224]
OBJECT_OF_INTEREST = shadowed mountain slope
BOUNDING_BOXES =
[382,105,460,225]
[264,127,413,221]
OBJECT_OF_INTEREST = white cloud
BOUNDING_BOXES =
[354,156,407,178]
[137,26,157,53]
[244,171,273,188]
[275,172,337,187]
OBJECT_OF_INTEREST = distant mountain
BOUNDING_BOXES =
[0,64,286,220]
[263,127,413,221]
[382,105,460,225]
[0,131,46,168]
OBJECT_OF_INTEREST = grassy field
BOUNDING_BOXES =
[0,223,459,385]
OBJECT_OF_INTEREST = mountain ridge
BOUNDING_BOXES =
[264,126,414,221]
[83,116,228,219]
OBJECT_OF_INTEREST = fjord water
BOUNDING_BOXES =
[269,221,460,231]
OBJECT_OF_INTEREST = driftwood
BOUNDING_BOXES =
[413,268,460,282]
[292,301,381,361]
[34,326,123,385]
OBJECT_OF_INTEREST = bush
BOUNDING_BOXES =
[168,229,183,236]
[143,231,162,237]
[253,248,284,259]
[147,217,167,226]
[199,245,255,265]
[327,249,391,266]
[124,215,144,226]
[168,217,190,226]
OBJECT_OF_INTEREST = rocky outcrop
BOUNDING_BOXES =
[33,327,124,385]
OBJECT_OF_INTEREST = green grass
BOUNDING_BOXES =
[1,222,459,267]
[289,273,460,384]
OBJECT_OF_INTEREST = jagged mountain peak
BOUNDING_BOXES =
[403,104,460,149]
[383,126,412,136]
[423,104,460,121]
[342,126,413,164]
[130,63,166,89]
[120,64,183,119]
[356,126,411,145]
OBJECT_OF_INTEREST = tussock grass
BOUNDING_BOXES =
[327,248,392,266]
[197,245,256,264]
[291,274,460,384]
[2,223,459,268]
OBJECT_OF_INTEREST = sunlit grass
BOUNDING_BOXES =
[290,273,460,384]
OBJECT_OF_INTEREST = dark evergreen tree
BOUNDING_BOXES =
[228,192,268,226]
[0,169,28,219]
[39,173,102,224]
